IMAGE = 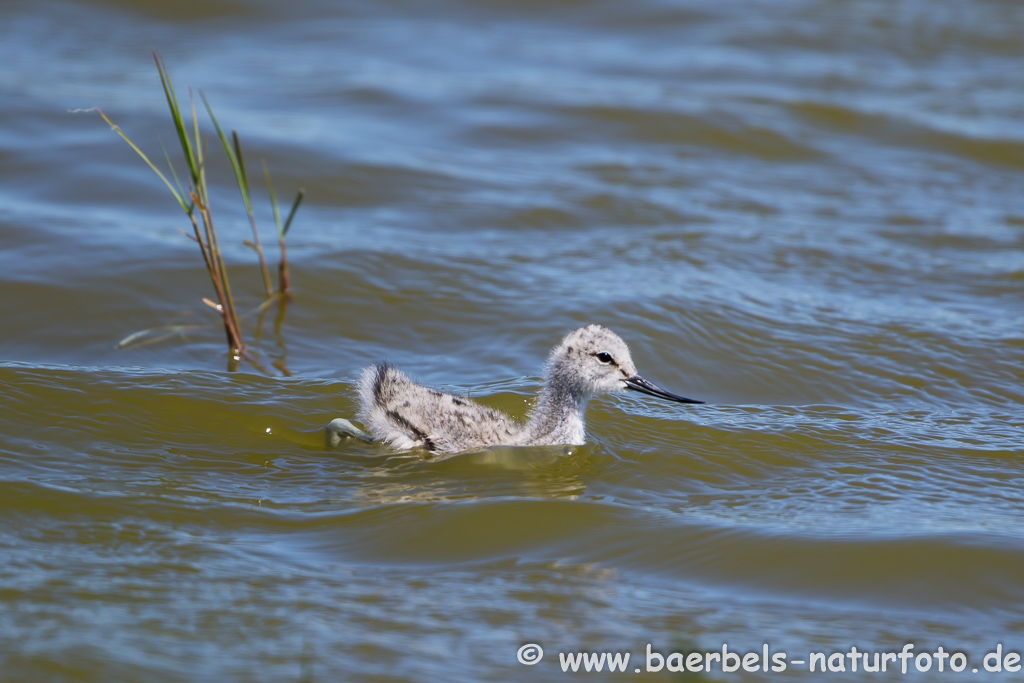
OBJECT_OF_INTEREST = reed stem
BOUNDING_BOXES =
[97,52,304,369]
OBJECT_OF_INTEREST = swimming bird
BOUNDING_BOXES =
[354,325,703,454]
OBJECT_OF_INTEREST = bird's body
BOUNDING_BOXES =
[356,325,702,454]
[357,363,525,453]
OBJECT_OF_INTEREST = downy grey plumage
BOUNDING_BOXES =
[357,325,702,453]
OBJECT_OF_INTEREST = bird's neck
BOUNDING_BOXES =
[525,374,589,446]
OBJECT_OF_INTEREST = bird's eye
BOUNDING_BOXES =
[595,352,613,364]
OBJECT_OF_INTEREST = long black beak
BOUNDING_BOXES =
[623,375,704,404]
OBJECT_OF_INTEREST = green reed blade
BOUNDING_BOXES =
[282,189,305,237]
[232,131,251,201]
[157,135,193,214]
[189,90,205,192]
[153,52,198,185]
[262,159,283,237]
[96,108,189,213]
[200,91,253,214]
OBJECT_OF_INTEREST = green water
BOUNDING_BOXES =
[1,0,1022,680]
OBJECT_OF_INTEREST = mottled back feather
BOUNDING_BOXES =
[358,363,524,453]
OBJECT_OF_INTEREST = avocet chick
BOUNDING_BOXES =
[355,324,702,453]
